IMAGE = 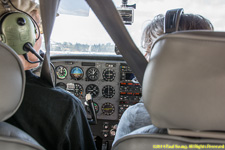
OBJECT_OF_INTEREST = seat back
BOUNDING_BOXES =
[112,30,225,150]
[0,42,45,150]
[143,31,225,131]
[112,133,225,150]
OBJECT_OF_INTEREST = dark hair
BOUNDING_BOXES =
[142,13,214,54]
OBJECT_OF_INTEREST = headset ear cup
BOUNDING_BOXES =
[1,12,36,55]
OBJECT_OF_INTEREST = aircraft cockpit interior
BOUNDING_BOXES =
[0,0,225,150]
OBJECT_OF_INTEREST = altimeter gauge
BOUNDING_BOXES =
[86,67,99,81]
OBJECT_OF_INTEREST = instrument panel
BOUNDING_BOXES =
[36,54,142,149]
[53,56,121,120]
[50,55,142,121]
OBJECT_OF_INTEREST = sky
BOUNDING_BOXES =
[51,0,225,47]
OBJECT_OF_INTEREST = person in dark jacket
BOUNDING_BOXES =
[0,0,96,149]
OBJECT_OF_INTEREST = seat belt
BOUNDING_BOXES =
[85,0,148,86]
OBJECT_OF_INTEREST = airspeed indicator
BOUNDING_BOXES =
[55,66,67,80]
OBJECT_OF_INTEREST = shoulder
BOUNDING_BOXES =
[128,125,168,135]
[119,102,152,128]
[48,87,84,108]
[25,74,84,109]
[123,103,146,117]
[118,103,146,127]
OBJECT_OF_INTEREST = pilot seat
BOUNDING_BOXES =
[0,42,45,150]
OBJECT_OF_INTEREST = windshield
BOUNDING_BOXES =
[50,0,225,56]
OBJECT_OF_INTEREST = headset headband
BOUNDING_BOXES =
[164,8,184,33]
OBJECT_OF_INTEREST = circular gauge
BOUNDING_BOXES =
[70,67,83,80]
[74,83,83,98]
[85,102,99,114]
[101,102,115,116]
[86,67,100,81]
[102,85,115,98]
[56,82,66,90]
[55,65,67,80]
[103,68,116,81]
[86,84,99,98]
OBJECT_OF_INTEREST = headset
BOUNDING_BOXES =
[164,8,184,33]
[0,0,43,63]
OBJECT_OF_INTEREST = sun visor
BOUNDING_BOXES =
[58,0,90,16]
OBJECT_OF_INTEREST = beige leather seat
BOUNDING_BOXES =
[112,31,225,150]
[0,42,45,150]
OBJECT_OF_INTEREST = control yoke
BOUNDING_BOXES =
[85,93,97,125]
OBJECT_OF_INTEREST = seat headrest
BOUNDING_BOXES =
[143,31,225,131]
[0,42,25,121]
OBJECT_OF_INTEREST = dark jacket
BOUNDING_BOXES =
[6,70,96,150]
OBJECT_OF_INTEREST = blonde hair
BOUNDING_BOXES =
[0,0,38,15]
